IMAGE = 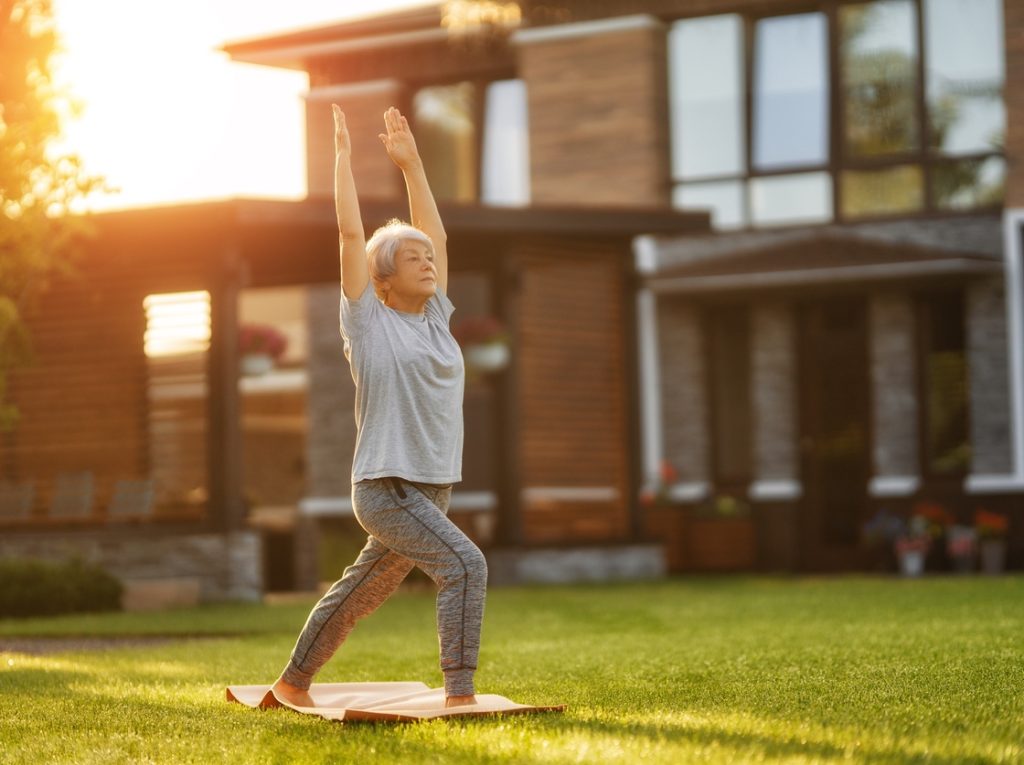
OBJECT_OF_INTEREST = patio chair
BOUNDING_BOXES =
[0,480,34,521]
[48,470,95,520]
[107,478,156,520]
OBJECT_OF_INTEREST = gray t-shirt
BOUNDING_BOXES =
[339,278,464,485]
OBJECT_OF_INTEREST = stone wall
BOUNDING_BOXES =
[0,529,263,603]
[967,275,1014,474]
[656,297,709,484]
[306,282,357,501]
[751,302,799,482]
[869,292,919,479]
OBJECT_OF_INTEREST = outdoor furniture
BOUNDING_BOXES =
[48,470,95,520]
[0,480,34,522]
[106,478,156,521]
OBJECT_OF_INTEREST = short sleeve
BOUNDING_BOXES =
[339,279,378,339]
[425,285,456,327]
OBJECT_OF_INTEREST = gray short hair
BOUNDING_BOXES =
[366,219,434,289]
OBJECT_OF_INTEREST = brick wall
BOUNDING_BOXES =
[869,292,919,477]
[514,16,671,207]
[1006,0,1024,208]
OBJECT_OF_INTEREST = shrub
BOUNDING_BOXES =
[0,556,123,618]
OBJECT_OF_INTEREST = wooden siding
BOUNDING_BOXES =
[518,22,672,208]
[514,240,632,542]
[0,228,224,528]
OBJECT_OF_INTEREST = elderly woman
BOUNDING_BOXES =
[271,105,485,709]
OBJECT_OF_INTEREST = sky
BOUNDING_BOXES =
[50,0,435,211]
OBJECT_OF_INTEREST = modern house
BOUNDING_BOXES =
[1,1,1020,600]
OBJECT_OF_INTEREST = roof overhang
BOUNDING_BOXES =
[643,224,1003,295]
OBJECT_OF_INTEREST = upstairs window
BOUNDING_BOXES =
[411,78,530,206]
[668,0,1005,230]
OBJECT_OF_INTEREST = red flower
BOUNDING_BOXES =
[974,508,1009,538]
[239,323,288,360]
[451,315,508,347]
[659,459,678,484]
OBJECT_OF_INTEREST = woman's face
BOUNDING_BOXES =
[386,239,437,299]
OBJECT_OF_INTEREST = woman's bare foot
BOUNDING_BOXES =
[271,677,316,708]
[445,694,477,708]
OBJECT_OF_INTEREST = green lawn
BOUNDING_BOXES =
[1,575,1022,764]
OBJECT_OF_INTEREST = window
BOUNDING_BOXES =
[668,0,1005,229]
[411,78,530,206]
[481,79,530,206]
[918,291,970,476]
[753,13,829,170]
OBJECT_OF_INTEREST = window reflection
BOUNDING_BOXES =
[481,79,530,206]
[412,82,477,203]
[924,0,1005,155]
[841,165,923,217]
[674,181,746,230]
[668,15,744,180]
[750,173,832,226]
[933,156,1005,210]
[753,13,829,170]
[840,0,919,156]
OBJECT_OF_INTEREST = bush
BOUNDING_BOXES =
[0,556,124,618]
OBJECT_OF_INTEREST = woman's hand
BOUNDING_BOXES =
[379,106,421,170]
[333,104,351,156]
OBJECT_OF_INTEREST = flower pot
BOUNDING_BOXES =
[979,538,1007,575]
[897,548,926,577]
[241,353,275,376]
[465,342,509,373]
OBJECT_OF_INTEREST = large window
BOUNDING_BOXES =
[411,78,530,206]
[668,0,1005,229]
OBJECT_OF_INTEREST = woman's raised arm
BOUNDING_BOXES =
[379,106,449,294]
[334,104,369,300]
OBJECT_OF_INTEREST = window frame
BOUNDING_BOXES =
[402,69,518,205]
[666,0,1005,227]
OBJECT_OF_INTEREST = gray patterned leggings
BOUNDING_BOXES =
[280,476,487,697]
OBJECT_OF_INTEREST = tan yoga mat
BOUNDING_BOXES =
[226,681,566,723]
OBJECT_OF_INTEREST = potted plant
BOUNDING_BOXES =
[912,500,954,572]
[945,524,978,575]
[451,315,510,380]
[238,323,288,376]
[894,514,932,577]
[861,507,904,572]
[974,508,1009,575]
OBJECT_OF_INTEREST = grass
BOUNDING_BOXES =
[1,575,1022,764]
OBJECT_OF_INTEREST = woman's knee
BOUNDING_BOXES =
[439,542,487,588]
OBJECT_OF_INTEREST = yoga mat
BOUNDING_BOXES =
[226,681,566,723]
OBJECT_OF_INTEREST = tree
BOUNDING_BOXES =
[0,0,103,431]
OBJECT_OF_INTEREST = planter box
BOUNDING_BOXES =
[683,516,756,571]
[645,506,686,572]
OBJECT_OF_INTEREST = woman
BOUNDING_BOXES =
[271,105,485,710]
